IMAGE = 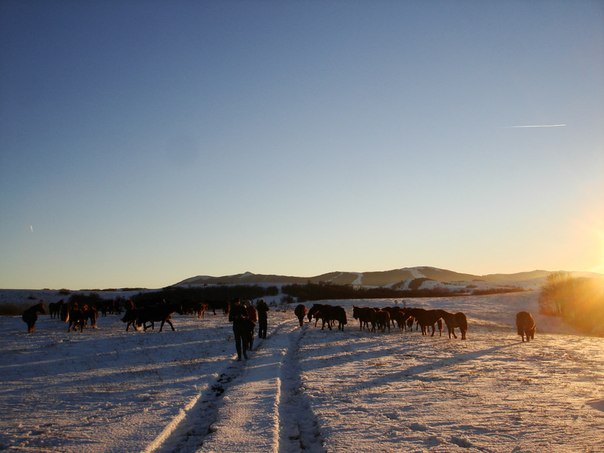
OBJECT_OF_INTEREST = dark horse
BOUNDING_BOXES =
[137,301,182,332]
[22,302,46,333]
[308,304,347,331]
[65,303,93,332]
[408,308,443,336]
[437,310,468,340]
[48,299,64,319]
[352,306,373,331]
[516,311,536,342]
[294,304,307,326]
[306,304,327,327]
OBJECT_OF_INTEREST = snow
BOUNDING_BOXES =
[1,291,603,452]
[351,273,363,286]
[408,267,424,279]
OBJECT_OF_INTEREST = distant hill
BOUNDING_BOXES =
[175,266,594,290]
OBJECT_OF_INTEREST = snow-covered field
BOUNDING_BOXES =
[1,291,603,452]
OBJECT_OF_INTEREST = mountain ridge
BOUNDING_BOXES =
[176,267,596,289]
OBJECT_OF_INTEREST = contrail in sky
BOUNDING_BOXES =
[509,124,567,128]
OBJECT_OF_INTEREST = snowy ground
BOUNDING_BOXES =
[1,291,603,452]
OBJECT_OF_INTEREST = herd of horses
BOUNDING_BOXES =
[296,303,469,339]
[25,298,231,333]
[26,296,233,333]
[19,298,536,342]
[296,303,538,342]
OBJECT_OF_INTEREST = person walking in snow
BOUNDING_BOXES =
[256,299,269,339]
[229,299,250,361]
[245,301,257,350]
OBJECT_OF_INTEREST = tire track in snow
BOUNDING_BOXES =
[148,317,296,452]
[278,324,326,453]
[144,359,246,453]
[144,315,326,453]
[199,318,295,452]
[146,319,286,453]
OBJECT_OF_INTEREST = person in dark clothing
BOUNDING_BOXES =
[243,300,257,351]
[228,299,250,360]
[256,299,269,339]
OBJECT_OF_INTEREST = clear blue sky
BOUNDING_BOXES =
[1,1,603,289]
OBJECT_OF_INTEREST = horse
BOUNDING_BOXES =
[294,304,307,326]
[409,308,443,336]
[382,307,401,328]
[307,304,329,327]
[370,309,391,333]
[22,302,46,333]
[516,311,536,342]
[66,303,85,332]
[137,301,182,332]
[206,300,230,316]
[315,305,347,331]
[328,305,347,331]
[195,303,209,319]
[352,306,373,331]
[437,310,468,340]
[121,303,143,331]
[391,309,413,332]
[48,299,64,319]
[65,302,96,332]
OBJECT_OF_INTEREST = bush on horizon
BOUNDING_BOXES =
[539,273,604,336]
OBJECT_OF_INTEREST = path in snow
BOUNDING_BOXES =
[154,318,326,453]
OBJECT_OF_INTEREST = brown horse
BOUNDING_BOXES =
[308,304,347,331]
[326,305,347,331]
[22,302,46,333]
[294,304,307,326]
[196,303,209,319]
[390,309,413,331]
[516,311,536,342]
[437,310,468,340]
[352,306,373,331]
[66,302,96,332]
[370,309,391,333]
[307,304,329,327]
[408,308,443,336]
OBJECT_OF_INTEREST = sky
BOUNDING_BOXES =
[1,1,603,289]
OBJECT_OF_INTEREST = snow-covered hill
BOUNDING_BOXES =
[1,291,602,452]
[176,266,582,291]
